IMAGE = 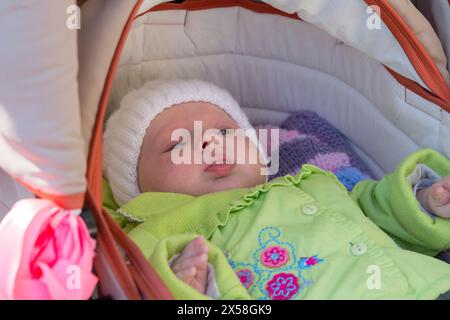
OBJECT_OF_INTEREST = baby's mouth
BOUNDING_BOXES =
[204,162,236,177]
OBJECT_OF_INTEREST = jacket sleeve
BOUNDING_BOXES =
[350,148,450,256]
[132,232,251,300]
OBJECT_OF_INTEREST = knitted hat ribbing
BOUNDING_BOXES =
[103,79,259,206]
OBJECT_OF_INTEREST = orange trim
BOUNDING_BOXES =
[139,0,300,20]
[85,190,141,300]
[364,0,450,104]
[14,177,85,210]
[387,68,450,112]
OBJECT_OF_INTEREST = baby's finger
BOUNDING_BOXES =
[191,236,209,252]
[431,184,450,206]
[175,267,196,282]
[172,254,208,273]
[181,237,209,259]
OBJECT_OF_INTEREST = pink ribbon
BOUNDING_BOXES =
[0,199,97,299]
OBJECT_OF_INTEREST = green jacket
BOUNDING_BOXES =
[103,149,450,299]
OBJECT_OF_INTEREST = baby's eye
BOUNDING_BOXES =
[168,141,184,152]
[218,128,232,136]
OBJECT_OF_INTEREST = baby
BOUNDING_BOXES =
[104,79,450,299]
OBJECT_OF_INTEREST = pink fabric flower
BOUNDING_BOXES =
[236,269,254,289]
[266,273,300,300]
[261,246,289,268]
[299,255,323,269]
[0,199,97,299]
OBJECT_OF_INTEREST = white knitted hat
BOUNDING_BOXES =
[103,79,261,206]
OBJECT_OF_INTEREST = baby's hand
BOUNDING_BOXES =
[171,236,209,294]
[417,175,450,218]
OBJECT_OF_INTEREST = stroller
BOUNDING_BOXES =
[0,0,449,300]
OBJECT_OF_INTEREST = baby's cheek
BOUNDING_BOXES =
[166,164,204,191]
[238,163,266,186]
[139,157,173,191]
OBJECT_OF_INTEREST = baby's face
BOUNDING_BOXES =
[137,102,267,196]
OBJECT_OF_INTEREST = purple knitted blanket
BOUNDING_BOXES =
[255,111,372,191]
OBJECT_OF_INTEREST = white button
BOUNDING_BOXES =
[350,243,368,256]
[302,204,318,216]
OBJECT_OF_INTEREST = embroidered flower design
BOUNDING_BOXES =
[266,273,300,300]
[227,228,325,300]
[299,255,323,270]
[236,269,254,289]
[261,246,289,268]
